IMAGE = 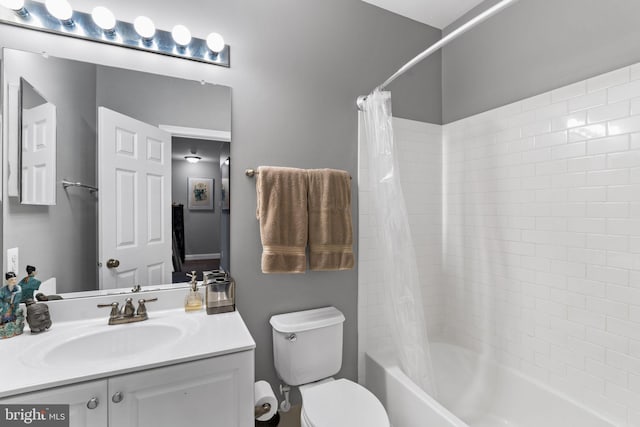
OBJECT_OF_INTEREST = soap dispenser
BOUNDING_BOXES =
[184,271,203,312]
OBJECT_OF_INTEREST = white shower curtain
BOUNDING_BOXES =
[361,89,437,396]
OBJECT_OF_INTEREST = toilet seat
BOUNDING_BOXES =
[300,379,389,427]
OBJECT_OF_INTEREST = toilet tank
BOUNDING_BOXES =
[270,306,345,386]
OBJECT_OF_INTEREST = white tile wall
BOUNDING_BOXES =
[359,62,640,425]
[442,62,640,426]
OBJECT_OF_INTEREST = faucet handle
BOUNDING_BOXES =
[136,297,157,317]
[97,302,120,318]
[122,298,136,317]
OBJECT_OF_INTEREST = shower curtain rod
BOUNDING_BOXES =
[356,0,519,110]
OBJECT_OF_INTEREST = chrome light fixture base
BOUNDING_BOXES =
[0,0,230,67]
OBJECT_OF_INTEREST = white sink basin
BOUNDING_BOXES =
[43,323,184,366]
[21,310,201,369]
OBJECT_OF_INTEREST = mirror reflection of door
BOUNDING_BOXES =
[98,107,172,290]
[20,78,56,205]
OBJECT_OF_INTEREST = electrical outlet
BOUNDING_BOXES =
[7,247,19,275]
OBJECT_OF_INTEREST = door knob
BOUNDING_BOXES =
[112,392,124,403]
[106,259,120,269]
[86,397,99,409]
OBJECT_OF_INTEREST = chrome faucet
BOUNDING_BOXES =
[97,297,158,325]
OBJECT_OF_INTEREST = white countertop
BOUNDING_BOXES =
[0,307,255,398]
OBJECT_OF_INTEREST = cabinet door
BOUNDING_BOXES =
[0,380,108,427]
[109,350,254,427]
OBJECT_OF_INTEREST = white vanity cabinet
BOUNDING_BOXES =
[110,350,254,426]
[1,350,254,427]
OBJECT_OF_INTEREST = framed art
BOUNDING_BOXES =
[188,177,214,210]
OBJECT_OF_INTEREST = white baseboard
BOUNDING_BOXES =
[185,253,220,261]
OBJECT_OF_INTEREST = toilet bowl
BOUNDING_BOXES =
[270,307,390,427]
[299,378,389,427]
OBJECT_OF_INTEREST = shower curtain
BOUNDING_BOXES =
[361,89,437,396]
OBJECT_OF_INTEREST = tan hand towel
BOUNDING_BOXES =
[307,169,354,271]
[256,166,308,273]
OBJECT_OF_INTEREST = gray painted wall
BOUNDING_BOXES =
[0,0,442,403]
[95,66,231,131]
[442,0,640,123]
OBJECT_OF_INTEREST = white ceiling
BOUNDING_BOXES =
[362,0,487,29]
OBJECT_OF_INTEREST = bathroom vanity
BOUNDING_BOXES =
[0,293,255,427]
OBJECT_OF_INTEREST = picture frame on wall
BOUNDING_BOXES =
[188,177,214,210]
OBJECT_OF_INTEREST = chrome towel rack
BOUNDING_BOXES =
[245,168,351,179]
[62,179,98,193]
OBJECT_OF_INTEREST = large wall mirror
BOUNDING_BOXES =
[2,48,231,298]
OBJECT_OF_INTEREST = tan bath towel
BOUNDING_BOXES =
[307,169,354,271]
[256,166,308,273]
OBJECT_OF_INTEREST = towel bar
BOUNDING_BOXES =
[62,179,99,193]
[245,168,351,179]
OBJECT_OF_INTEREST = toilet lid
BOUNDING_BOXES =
[301,379,389,427]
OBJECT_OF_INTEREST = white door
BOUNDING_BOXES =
[98,107,171,290]
[21,102,56,205]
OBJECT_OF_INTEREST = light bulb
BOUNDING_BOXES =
[45,0,73,22]
[185,155,201,164]
[206,32,225,53]
[171,24,191,47]
[134,16,155,39]
[92,6,116,32]
[0,0,24,11]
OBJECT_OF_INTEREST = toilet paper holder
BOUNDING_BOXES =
[254,402,272,419]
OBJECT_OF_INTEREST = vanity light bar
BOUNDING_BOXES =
[0,0,230,67]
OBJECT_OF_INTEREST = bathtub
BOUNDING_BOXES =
[365,342,615,427]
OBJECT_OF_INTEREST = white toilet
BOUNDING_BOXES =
[270,306,390,427]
